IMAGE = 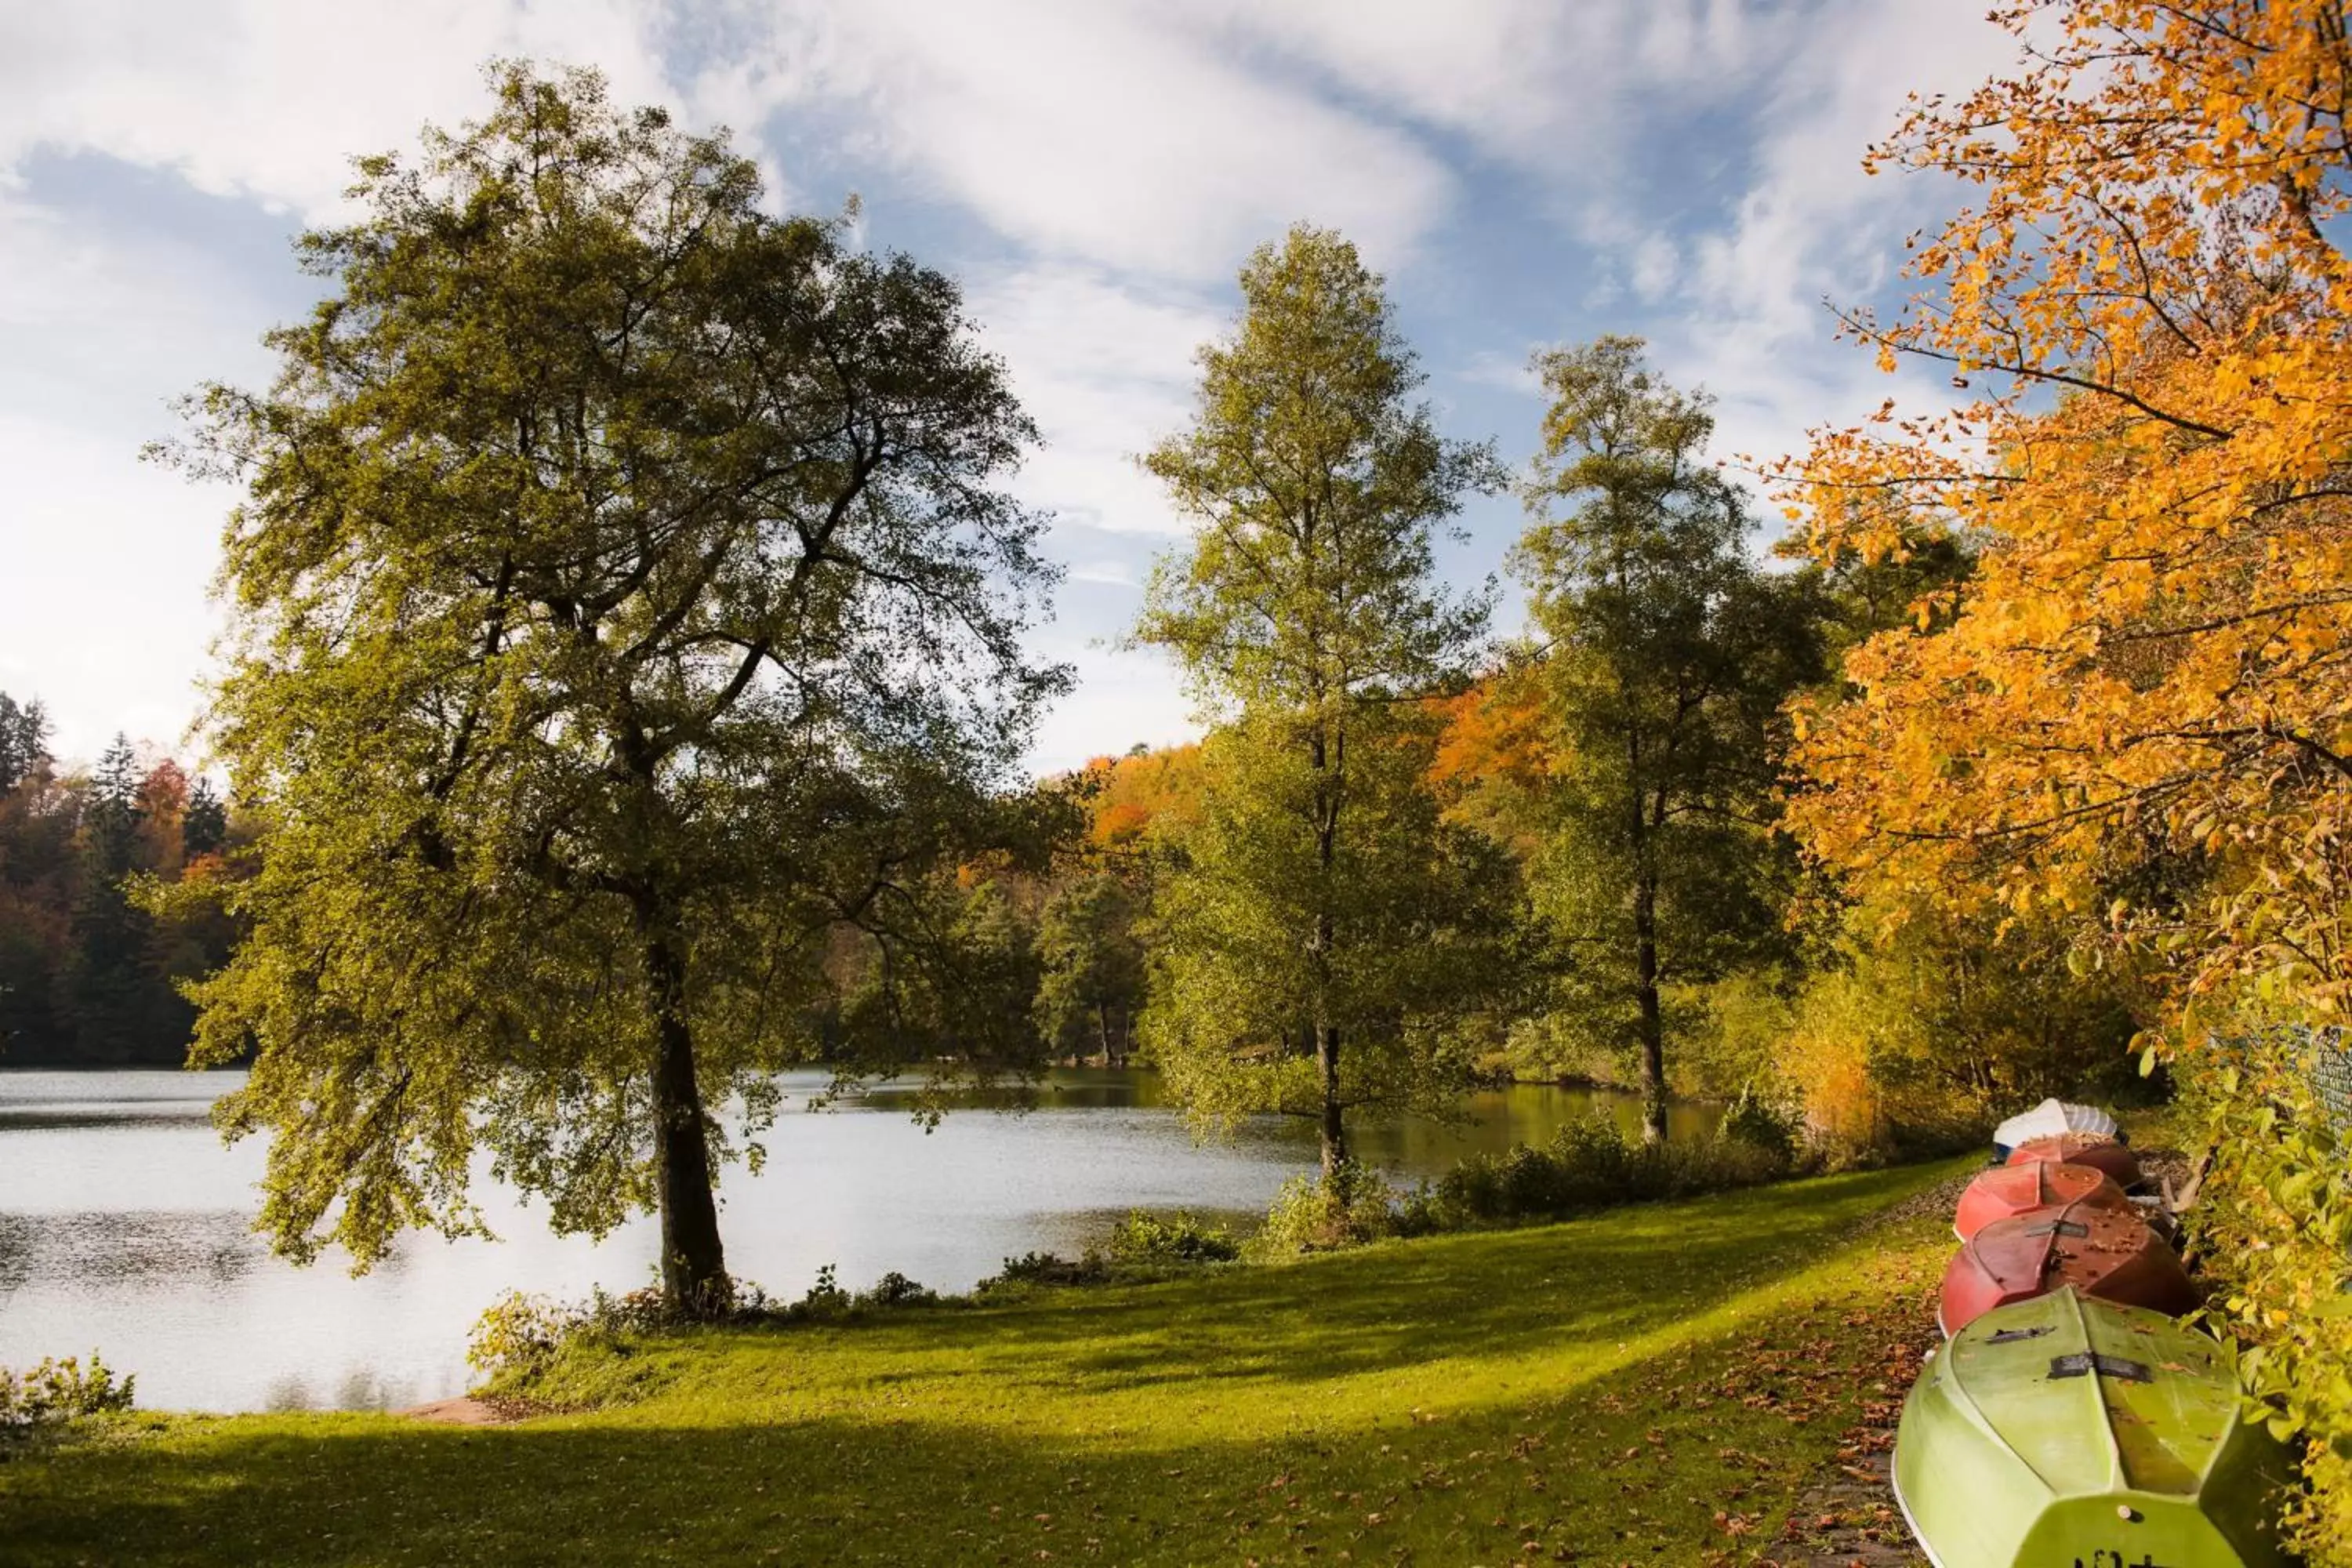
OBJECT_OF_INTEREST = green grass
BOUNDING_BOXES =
[0,1160,1969,1566]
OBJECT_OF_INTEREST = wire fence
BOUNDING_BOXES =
[2311,1025,2352,1142]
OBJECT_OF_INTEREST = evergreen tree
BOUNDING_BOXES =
[0,693,68,1060]
[65,735,158,1060]
[0,694,50,794]
[182,777,228,859]
[1134,226,1508,1174]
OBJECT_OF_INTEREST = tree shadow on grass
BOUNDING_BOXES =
[1,1163,1952,1568]
[824,1163,1935,1390]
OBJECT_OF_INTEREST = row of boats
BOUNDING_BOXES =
[1891,1101,2298,1567]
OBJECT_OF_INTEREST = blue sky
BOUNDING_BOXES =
[0,0,2015,771]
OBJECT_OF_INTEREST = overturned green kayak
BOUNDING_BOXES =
[1893,1288,2294,1567]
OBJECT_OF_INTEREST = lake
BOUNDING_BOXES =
[0,1067,1715,1414]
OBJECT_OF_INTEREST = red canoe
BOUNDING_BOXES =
[1939,1200,2197,1336]
[1953,1160,2132,1242]
[2004,1131,2142,1190]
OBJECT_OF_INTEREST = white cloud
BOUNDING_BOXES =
[0,0,675,219]
[1023,643,1192,774]
[1689,1,2016,336]
[967,263,1226,537]
[1628,233,1679,303]
[1201,1,1580,148]
[1210,0,1759,157]
[1456,348,1544,397]
[0,187,278,430]
[1649,0,2021,492]
[0,176,281,764]
[702,0,1456,281]
[0,414,234,763]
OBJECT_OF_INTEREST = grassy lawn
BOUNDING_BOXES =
[1,1160,1966,1566]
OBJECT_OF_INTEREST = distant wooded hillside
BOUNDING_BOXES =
[0,692,245,1066]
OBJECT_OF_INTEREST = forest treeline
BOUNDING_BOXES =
[0,463,2146,1141]
[0,696,241,1065]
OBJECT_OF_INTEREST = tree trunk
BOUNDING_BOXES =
[1317,1022,1347,1176]
[638,909,730,1318]
[1632,866,1668,1145]
[1308,717,1346,1179]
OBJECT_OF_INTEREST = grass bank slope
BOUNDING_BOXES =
[2,1161,1965,1566]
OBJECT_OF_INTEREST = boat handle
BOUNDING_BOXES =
[2048,1352,2152,1382]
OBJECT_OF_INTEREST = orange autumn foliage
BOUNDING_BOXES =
[1070,679,1547,858]
[1071,700,1518,853]
[1427,677,1552,795]
[1782,8,2352,1553]
[1425,673,1559,859]
[1785,0,2352,1012]
[1076,744,1207,849]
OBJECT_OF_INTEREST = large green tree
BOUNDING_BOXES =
[1514,338,1824,1142]
[162,65,1066,1315]
[1134,226,1507,1174]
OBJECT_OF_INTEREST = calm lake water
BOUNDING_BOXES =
[0,1067,1715,1414]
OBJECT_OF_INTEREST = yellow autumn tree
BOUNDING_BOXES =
[1784,5,2352,1554]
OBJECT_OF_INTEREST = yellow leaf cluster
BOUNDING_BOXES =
[1786,0,2352,1018]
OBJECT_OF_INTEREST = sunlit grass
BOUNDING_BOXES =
[0,1160,1966,1566]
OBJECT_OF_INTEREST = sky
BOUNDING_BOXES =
[0,0,2020,773]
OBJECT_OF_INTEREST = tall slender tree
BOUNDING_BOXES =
[159,64,1065,1315]
[1515,339,1824,1141]
[1134,226,1505,1175]
[64,735,159,1060]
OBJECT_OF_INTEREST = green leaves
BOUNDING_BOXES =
[1133,228,1512,1159]
[168,63,1067,1294]
[1136,226,1497,720]
[1504,339,1829,1127]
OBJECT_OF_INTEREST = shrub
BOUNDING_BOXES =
[2183,1022,2352,1563]
[976,1250,1112,1293]
[1249,1163,1404,1257]
[466,1286,677,1379]
[1772,898,2152,1158]
[863,1271,937,1308]
[763,1266,942,1318]
[976,1216,1240,1290]
[1421,1112,1800,1229]
[776,1265,943,1318]
[466,1290,574,1378]
[1109,1210,1240,1265]
[0,1354,137,1432]
[793,1264,852,1320]
[1719,1091,1802,1164]
[469,1264,949,1385]
[1547,1112,1635,1197]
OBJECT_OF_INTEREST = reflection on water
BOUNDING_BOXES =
[0,1071,223,1132]
[0,1210,255,1288]
[0,1066,1714,1414]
